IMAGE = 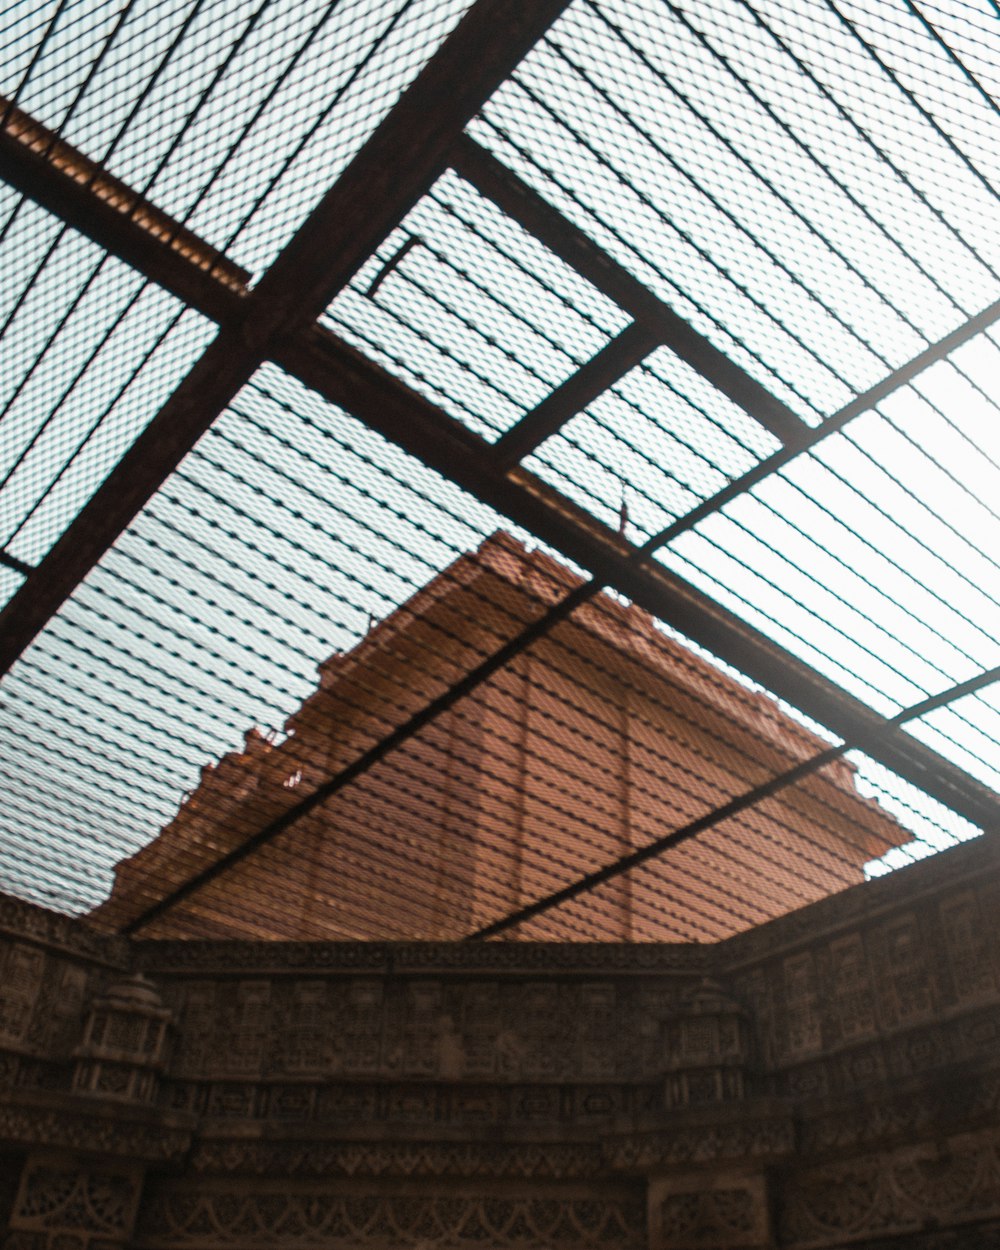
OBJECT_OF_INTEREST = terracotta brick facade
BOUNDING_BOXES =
[92,534,907,941]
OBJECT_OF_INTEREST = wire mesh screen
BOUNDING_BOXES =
[0,0,998,943]
[658,331,1000,719]
[0,359,972,936]
[325,168,629,442]
[471,0,998,423]
[3,0,475,276]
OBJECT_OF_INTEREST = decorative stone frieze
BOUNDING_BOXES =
[649,1170,771,1249]
[6,831,1000,1249]
[2,1154,143,1250]
[134,1182,647,1250]
[780,1126,1000,1248]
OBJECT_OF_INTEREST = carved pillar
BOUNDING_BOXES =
[72,975,171,1104]
[0,976,174,1249]
[662,978,750,1109]
[650,981,773,1249]
[2,1153,143,1250]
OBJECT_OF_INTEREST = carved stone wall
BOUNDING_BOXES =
[3,1154,143,1250]
[0,1158,23,1238]
[135,1181,647,1249]
[3,834,1000,1248]
[0,895,126,1098]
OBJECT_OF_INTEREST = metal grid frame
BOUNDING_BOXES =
[1,0,998,936]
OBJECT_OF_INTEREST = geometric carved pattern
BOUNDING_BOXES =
[8,1161,140,1250]
[660,1189,755,1241]
[781,1130,1000,1246]
[136,1190,646,1248]
[0,1104,192,1163]
[187,1140,605,1179]
[10,819,1000,1250]
[0,945,45,1046]
[168,976,677,1083]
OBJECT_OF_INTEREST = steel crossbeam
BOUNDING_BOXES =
[2,54,1000,931]
[0,0,572,677]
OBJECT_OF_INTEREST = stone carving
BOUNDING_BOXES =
[0,944,45,1045]
[0,1104,191,1162]
[660,1189,754,1241]
[663,979,750,1108]
[135,1189,645,1248]
[138,939,709,974]
[8,830,1000,1250]
[0,895,126,967]
[876,913,934,1025]
[857,1222,1000,1249]
[941,891,996,1004]
[163,975,696,1084]
[651,1171,770,1249]
[187,1139,605,1178]
[604,1119,794,1170]
[7,1160,141,1250]
[73,975,171,1103]
[827,932,877,1041]
[780,1129,1000,1245]
[781,952,822,1057]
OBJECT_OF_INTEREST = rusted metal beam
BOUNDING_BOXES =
[0,0,572,677]
[0,94,249,320]
[451,134,806,447]
[280,326,1000,833]
[494,320,660,467]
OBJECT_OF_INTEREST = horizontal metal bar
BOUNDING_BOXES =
[3,70,998,902]
[494,320,660,466]
[470,744,847,939]
[473,642,1000,939]
[643,294,1000,554]
[4,88,994,835]
[280,326,1000,833]
[450,134,806,447]
[122,580,596,934]
[0,94,250,320]
[0,551,33,576]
